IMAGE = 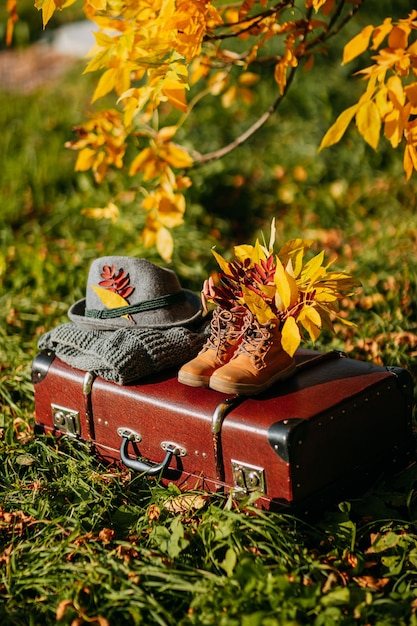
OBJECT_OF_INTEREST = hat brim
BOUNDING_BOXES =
[68,289,203,330]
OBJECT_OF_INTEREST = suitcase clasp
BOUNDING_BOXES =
[52,404,81,437]
[231,460,266,497]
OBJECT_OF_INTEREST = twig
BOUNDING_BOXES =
[192,65,298,166]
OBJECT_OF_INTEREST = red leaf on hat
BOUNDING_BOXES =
[101,265,115,279]
[119,285,134,299]
[114,276,130,291]
[98,265,135,303]
[113,269,126,281]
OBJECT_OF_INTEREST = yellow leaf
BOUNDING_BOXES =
[281,316,300,357]
[408,40,417,56]
[241,286,276,325]
[239,86,254,105]
[405,83,417,108]
[342,25,374,65]
[279,239,312,278]
[387,75,405,107]
[300,250,325,285]
[319,104,359,150]
[156,226,174,263]
[87,0,106,8]
[83,46,112,75]
[189,56,210,85]
[404,144,417,181]
[268,217,276,254]
[234,241,266,265]
[306,0,329,12]
[91,285,129,309]
[234,244,254,262]
[222,86,238,108]
[129,147,153,176]
[158,193,185,228]
[384,107,403,148]
[208,70,229,95]
[355,100,381,150]
[212,248,230,274]
[34,0,56,28]
[238,72,260,86]
[160,143,193,168]
[298,305,322,342]
[375,86,391,118]
[273,257,299,312]
[142,226,157,249]
[388,25,409,50]
[371,18,392,50]
[157,126,179,142]
[74,148,96,172]
[92,68,117,103]
[162,79,188,113]
[81,202,119,223]
[358,73,377,105]
[314,289,338,302]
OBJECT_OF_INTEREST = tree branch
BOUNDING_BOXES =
[190,1,365,168]
[192,64,298,167]
[205,0,295,43]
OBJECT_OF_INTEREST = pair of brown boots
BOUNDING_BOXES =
[178,308,296,395]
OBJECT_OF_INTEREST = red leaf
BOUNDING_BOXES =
[119,286,134,299]
[101,265,115,279]
[113,269,127,283]
[114,276,130,291]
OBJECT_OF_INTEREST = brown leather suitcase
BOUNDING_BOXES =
[32,348,415,511]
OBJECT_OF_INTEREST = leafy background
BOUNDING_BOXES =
[1,1,417,624]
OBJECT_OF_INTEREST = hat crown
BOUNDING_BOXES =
[68,256,202,330]
[86,257,182,309]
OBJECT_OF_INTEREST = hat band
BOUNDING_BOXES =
[85,291,187,320]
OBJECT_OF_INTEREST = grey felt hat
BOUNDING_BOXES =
[68,256,202,330]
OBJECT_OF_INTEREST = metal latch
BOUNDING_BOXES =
[52,404,81,437]
[231,460,266,496]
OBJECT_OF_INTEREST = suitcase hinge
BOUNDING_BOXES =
[211,397,245,485]
[83,372,95,395]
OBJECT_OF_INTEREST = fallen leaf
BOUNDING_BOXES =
[163,493,208,514]
[353,575,390,590]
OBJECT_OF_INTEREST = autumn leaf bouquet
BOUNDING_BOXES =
[201,221,359,357]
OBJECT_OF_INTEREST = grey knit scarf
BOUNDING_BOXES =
[38,321,209,385]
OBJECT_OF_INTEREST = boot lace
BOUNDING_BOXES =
[235,316,275,369]
[202,308,246,361]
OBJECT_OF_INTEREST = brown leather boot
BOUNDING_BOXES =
[178,308,247,387]
[209,315,296,395]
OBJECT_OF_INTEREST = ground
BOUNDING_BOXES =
[0,42,77,92]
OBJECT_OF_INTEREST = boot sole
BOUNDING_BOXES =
[209,361,297,396]
[177,370,210,388]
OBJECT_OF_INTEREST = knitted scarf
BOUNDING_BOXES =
[38,321,209,385]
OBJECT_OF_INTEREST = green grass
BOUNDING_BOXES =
[1,10,417,624]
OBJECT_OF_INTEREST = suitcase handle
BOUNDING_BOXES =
[119,430,186,476]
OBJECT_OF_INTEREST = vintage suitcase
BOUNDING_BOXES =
[32,348,415,510]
